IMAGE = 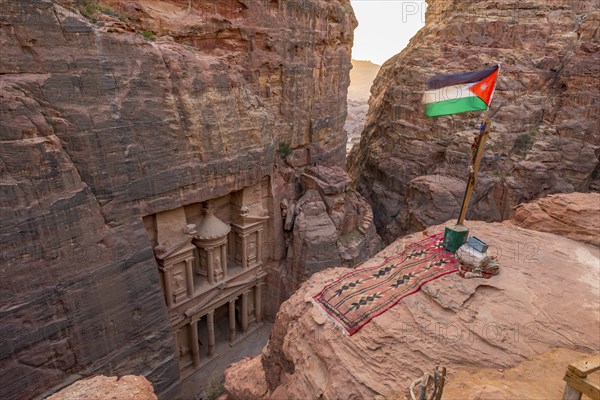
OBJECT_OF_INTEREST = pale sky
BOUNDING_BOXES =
[351,0,427,65]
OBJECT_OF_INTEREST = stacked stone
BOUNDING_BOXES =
[455,244,500,279]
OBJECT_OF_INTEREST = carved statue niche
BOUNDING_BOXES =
[193,203,231,284]
[231,206,269,269]
[172,269,187,304]
[153,208,196,308]
[176,327,191,367]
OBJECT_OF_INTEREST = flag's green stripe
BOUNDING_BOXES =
[425,96,488,118]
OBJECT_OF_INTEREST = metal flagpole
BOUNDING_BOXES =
[456,111,492,225]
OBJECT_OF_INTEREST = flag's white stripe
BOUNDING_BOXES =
[422,83,476,105]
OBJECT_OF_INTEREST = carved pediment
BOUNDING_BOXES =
[233,206,270,229]
[154,236,195,261]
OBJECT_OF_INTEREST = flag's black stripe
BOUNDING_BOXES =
[427,64,499,90]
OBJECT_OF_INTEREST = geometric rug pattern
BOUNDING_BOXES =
[312,233,459,336]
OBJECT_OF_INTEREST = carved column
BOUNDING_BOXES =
[189,319,201,368]
[173,327,181,359]
[207,310,215,357]
[229,299,237,343]
[241,235,248,269]
[241,291,249,333]
[207,248,214,284]
[254,284,262,323]
[228,233,234,263]
[163,268,173,308]
[185,258,194,297]
[257,229,263,264]
[221,245,228,278]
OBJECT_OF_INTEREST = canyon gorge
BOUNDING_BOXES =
[0,0,598,399]
[1,0,381,398]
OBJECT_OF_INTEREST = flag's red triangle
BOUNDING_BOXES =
[469,69,498,106]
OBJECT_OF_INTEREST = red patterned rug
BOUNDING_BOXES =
[312,233,459,336]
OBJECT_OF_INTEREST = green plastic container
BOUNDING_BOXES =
[443,225,469,253]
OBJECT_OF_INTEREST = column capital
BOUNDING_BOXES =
[160,262,175,271]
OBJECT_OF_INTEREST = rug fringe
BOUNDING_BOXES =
[310,297,350,337]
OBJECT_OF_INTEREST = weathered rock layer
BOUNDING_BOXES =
[348,0,600,242]
[511,192,600,247]
[47,375,158,400]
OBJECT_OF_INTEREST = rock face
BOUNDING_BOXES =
[46,375,157,400]
[406,174,465,232]
[347,0,600,243]
[511,192,600,247]
[279,165,381,303]
[224,219,600,399]
[0,1,370,399]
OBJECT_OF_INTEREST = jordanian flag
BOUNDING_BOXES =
[423,64,499,118]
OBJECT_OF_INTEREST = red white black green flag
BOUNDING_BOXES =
[423,65,499,118]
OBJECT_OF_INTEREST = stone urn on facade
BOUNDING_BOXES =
[193,204,231,285]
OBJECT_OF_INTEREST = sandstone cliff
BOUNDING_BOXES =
[0,1,375,399]
[224,201,600,399]
[347,0,600,242]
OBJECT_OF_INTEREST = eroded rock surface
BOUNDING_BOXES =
[348,0,600,242]
[46,375,157,400]
[511,192,600,247]
[224,220,600,399]
[0,1,366,398]
[281,165,381,300]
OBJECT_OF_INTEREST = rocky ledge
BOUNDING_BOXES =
[511,192,600,247]
[223,195,599,399]
[46,375,157,400]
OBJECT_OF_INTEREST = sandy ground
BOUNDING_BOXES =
[443,348,599,400]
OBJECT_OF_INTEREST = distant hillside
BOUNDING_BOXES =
[348,60,380,101]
